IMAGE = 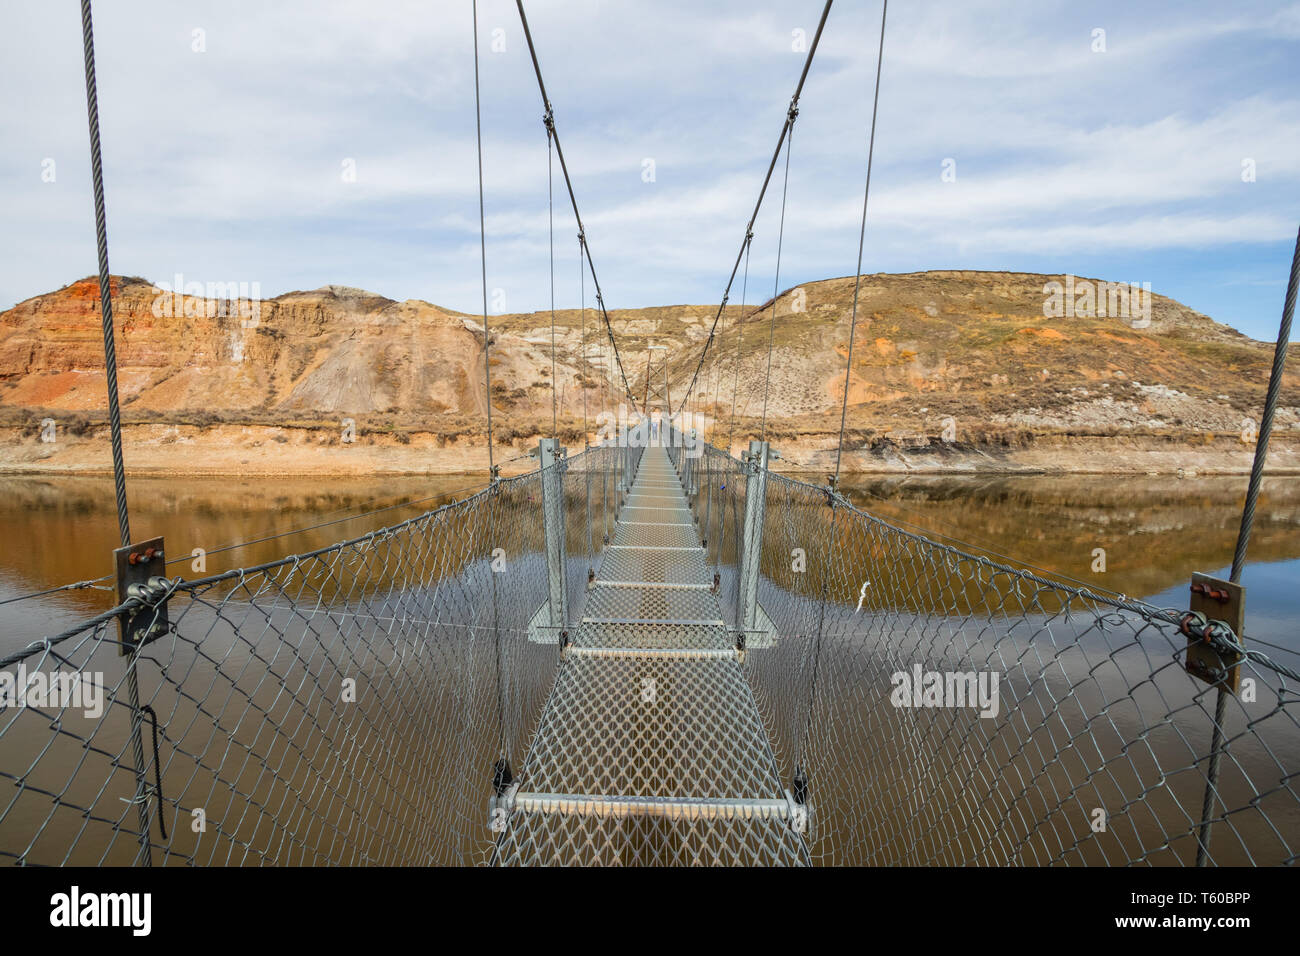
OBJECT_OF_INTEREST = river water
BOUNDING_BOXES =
[11,471,1293,655]
[0,471,1296,865]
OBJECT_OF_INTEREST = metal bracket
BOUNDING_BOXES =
[114,536,168,655]
[739,602,780,650]
[1185,572,1245,691]
[526,599,563,644]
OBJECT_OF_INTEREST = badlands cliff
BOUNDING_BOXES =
[0,271,1296,475]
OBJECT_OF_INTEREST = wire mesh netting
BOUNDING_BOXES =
[682,435,1299,866]
[1,430,1295,866]
[0,444,633,866]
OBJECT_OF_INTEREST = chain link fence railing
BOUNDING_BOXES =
[680,434,1298,866]
[3,426,1294,866]
[0,442,637,866]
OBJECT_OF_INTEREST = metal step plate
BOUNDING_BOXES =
[514,656,788,800]
[571,620,732,650]
[613,522,698,548]
[597,546,711,586]
[491,808,809,866]
[584,584,723,622]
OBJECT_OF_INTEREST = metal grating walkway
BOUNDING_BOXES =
[491,444,810,866]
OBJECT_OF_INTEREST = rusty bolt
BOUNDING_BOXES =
[1190,582,1230,603]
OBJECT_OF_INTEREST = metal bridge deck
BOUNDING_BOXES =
[491,444,809,866]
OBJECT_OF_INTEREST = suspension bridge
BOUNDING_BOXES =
[0,0,1297,867]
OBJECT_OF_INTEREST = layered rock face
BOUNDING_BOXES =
[0,277,589,423]
[1,271,1295,445]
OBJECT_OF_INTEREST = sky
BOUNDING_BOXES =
[1,0,1298,341]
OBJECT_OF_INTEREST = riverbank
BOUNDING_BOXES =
[1,422,1297,476]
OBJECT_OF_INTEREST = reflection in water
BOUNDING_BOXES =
[8,472,1297,644]
[830,474,1300,650]
[1,470,1296,865]
[0,475,488,653]
[704,466,1300,866]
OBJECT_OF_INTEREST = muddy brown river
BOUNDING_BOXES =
[0,471,1296,865]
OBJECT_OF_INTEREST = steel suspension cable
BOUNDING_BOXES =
[80,0,130,549]
[581,233,595,567]
[79,0,155,869]
[580,233,589,442]
[672,0,834,418]
[472,0,511,789]
[515,0,639,413]
[1195,221,1299,867]
[1229,222,1298,584]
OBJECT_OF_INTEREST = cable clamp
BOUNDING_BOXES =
[115,537,172,655]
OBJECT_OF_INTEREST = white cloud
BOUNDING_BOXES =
[0,0,1296,343]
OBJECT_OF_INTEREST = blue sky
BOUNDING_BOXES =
[1,0,1297,340]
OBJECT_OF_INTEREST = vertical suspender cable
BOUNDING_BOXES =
[727,236,753,453]
[1195,222,1299,866]
[581,233,595,567]
[472,0,511,784]
[472,0,496,477]
[715,236,752,580]
[760,123,795,441]
[79,0,154,867]
[80,0,130,549]
[580,233,589,443]
[799,0,888,776]
[1228,224,1298,584]
[832,6,886,487]
[547,121,558,438]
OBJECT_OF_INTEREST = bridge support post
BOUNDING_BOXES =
[686,428,698,495]
[702,437,713,549]
[539,438,568,629]
[737,439,771,634]
[619,418,632,492]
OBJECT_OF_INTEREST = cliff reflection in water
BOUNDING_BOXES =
[0,474,480,651]
[1,472,1298,652]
